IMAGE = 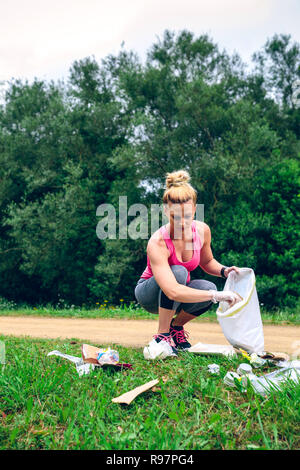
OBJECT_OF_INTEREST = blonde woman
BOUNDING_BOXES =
[134,170,241,358]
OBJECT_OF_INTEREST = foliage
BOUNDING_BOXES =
[0,31,299,309]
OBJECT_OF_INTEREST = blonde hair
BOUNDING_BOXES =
[163,169,197,205]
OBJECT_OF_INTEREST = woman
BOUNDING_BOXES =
[134,169,241,359]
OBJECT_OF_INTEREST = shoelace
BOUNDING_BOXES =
[153,333,176,348]
[171,328,190,344]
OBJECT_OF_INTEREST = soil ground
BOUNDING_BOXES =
[1,316,299,355]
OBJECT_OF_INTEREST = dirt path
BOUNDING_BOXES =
[1,316,300,355]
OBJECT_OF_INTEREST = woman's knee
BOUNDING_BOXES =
[134,285,158,314]
[170,265,189,285]
[188,279,217,292]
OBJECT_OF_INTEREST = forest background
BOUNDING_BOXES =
[0,30,299,312]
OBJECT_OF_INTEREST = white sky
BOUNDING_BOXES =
[0,0,299,84]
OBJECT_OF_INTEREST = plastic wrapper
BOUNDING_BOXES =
[249,353,267,368]
[97,347,119,365]
[47,350,95,376]
[143,339,174,360]
[247,367,300,397]
[223,371,242,387]
[237,363,253,375]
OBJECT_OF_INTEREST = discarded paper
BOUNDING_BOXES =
[112,379,159,404]
[189,342,236,357]
[207,364,220,374]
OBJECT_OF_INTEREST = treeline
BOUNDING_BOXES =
[0,30,299,310]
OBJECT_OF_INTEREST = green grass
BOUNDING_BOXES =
[0,300,299,325]
[0,335,299,450]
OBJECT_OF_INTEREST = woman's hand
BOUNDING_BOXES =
[224,266,240,277]
[209,290,242,307]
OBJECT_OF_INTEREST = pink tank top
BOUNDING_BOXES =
[140,220,202,284]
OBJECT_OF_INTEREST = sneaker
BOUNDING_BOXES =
[143,333,178,360]
[169,320,192,350]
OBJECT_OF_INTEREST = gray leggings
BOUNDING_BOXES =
[134,265,217,317]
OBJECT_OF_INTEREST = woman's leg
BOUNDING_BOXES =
[134,265,189,332]
[172,279,217,326]
[168,278,217,350]
[157,265,189,333]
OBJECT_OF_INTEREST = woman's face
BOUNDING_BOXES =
[165,200,196,238]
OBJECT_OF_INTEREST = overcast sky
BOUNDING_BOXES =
[1,0,299,85]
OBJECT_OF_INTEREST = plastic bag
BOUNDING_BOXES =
[216,268,264,354]
[246,367,300,397]
[47,350,95,376]
[143,339,174,360]
[97,347,119,365]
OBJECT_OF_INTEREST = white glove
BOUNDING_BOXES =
[209,290,242,307]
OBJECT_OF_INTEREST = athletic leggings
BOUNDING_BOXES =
[134,265,217,317]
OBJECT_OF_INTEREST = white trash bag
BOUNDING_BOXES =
[216,268,264,354]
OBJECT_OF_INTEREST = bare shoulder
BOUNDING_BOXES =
[194,220,210,247]
[147,227,170,258]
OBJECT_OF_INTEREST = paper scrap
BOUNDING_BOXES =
[112,379,159,404]
[188,342,236,357]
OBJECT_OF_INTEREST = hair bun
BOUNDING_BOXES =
[165,170,190,189]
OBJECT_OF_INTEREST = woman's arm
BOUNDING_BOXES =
[148,240,215,303]
[148,235,240,305]
[197,221,240,278]
[197,222,225,277]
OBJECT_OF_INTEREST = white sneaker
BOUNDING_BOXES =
[143,333,178,360]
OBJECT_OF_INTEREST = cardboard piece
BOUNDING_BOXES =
[188,342,237,357]
[81,344,102,364]
[258,351,290,362]
[112,379,159,404]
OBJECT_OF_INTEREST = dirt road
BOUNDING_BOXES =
[1,316,300,355]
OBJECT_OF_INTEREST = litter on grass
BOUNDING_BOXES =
[223,371,242,387]
[97,348,119,365]
[47,350,95,376]
[188,342,236,357]
[47,344,133,376]
[112,379,159,404]
[207,364,220,374]
[143,338,176,360]
[244,367,300,397]
[249,353,267,368]
[237,363,253,376]
[277,359,300,368]
[236,349,290,367]
[223,361,300,396]
[81,343,133,369]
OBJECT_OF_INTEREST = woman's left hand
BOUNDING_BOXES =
[224,266,240,277]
